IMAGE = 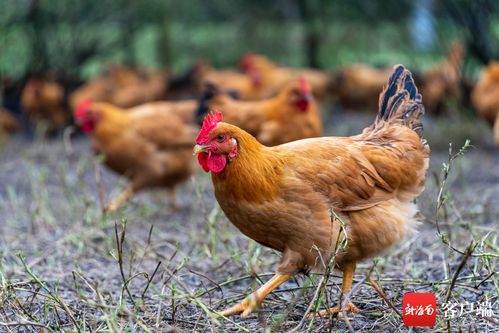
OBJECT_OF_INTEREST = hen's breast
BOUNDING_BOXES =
[213,173,342,270]
[214,194,288,252]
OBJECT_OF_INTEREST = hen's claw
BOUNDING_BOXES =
[307,261,360,318]
[220,294,261,317]
[219,274,290,318]
[308,301,360,318]
[103,203,118,214]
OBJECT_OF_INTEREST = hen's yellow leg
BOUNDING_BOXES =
[104,185,135,213]
[220,274,290,317]
[310,261,359,317]
[168,188,179,211]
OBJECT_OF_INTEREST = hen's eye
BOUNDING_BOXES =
[216,134,225,142]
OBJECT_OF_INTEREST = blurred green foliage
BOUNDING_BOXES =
[1,0,498,79]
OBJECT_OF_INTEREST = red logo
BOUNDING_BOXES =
[402,293,436,326]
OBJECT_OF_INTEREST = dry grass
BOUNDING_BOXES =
[0,112,497,332]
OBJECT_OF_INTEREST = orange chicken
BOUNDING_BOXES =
[130,100,198,124]
[241,54,332,101]
[196,60,266,100]
[70,65,168,110]
[0,109,20,139]
[69,73,115,112]
[193,65,429,317]
[74,100,197,212]
[169,57,316,101]
[471,61,499,147]
[420,41,466,114]
[111,70,168,108]
[21,77,68,132]
[329,64,393,110]
[196,77,323,146]
[182,58,286,100]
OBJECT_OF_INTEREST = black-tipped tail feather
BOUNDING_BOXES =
[376,65,425,137]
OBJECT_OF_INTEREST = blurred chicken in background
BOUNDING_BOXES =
[194,59,266,100]
[419,41,466,115]
[165,60,206,100]
[74,99,198,212]
[0,108,20,140]
[128,100,198,124]
[69,71,115,112]
[329,64,393,110]
[112,70,168,108]
[69,64,168,111]
[472,61,499,147]
[196,77,323,146]
[166,58,266,100]
[21,76,68,133]
[240,54,332,102]
[169,55,331,103]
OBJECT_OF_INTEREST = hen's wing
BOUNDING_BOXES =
[131,112,197,150]
[276,65,428,211]
[276,138,395,211]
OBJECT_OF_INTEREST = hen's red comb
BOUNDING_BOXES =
[74,98,93,120]
[298,76,311,94]
[240,53,256,71]
[196,111,223,144]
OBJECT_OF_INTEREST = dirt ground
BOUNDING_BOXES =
[0,111,498,332]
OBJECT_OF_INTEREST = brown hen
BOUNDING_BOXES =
[330,64,393,110]
[472,61,499,147]
[194,65,429,317]
[70,65,167,110]
[197,77,323,146]
[420,41,465,115]
[0,109,20,139]
[241,54,332,102]
[74,100,197,212]
[21,77,68,132]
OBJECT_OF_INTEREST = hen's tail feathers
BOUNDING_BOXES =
[376,64,425,138]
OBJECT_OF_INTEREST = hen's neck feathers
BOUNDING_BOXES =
[212,125,286,203]
[93,103,131,141]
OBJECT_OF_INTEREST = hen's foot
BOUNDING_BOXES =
[219,274,290,318]
[308,301,360,318]
[220,294,261,317]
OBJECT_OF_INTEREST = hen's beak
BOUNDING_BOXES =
[193,144,208,155]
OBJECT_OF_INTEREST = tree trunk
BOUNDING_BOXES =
[445,0,496,64]
[27,0,49,73]
[157,16,172,69]
[296,0,322,68]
